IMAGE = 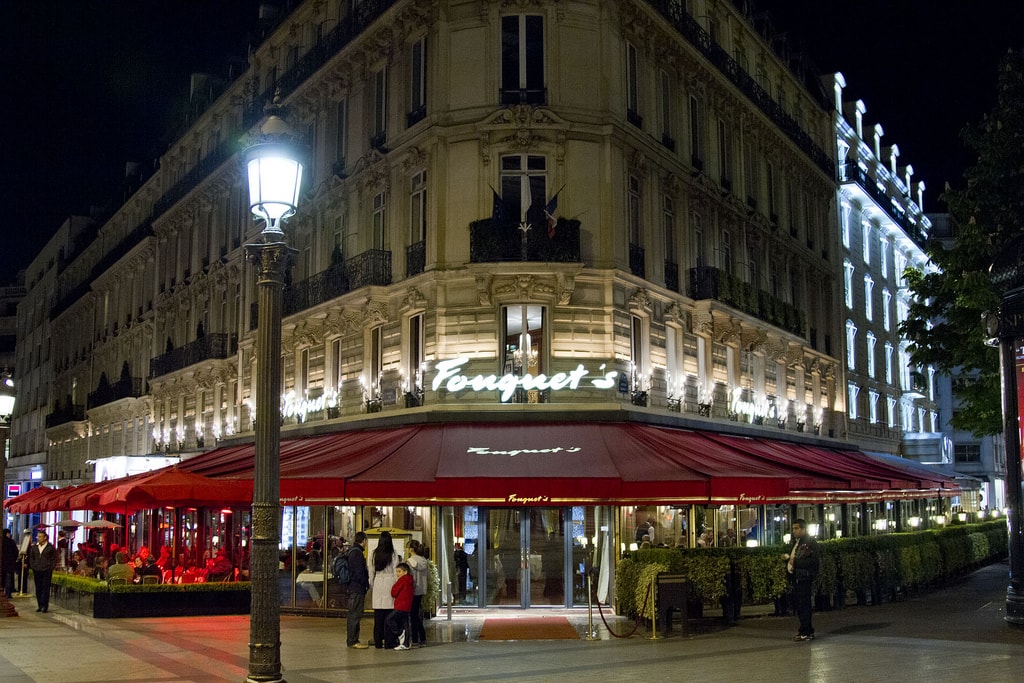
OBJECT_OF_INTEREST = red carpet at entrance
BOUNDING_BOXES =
[478,617,580,640]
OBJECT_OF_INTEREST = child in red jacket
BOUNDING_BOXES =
[387,562,415,650]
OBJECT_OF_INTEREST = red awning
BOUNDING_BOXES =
[3,485,53,513]
[172,422,958,506]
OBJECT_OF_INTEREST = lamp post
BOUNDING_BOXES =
[0,372,18,617]
[986,239,1024,625]
[243,97,304,682]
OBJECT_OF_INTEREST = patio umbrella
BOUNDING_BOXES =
[56,520,83,529]
[96,468,253,512]
[83,519,121,529]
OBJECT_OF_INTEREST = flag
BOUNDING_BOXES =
[491,187,505,226]
[544,190,560,239]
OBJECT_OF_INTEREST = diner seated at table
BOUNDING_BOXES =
[93,556,108,581]
[107,553,134,583]
[206,547,234,582]
[139,556,162,583]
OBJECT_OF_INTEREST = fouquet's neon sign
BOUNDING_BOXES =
[432,357,619,402]
[281,388,340,422]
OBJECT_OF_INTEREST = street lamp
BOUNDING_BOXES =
[243,97,304,683]
[986,238,1024,626]
[0,372,18,617]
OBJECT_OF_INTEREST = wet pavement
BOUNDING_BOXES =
[1,561,1022,682]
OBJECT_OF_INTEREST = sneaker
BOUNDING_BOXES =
[394,644,410,651]
[794,634,814,642]
[350,643,369,649]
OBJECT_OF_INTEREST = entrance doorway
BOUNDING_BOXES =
[484,508,565,607]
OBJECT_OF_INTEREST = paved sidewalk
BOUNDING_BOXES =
[1,561,1022,682]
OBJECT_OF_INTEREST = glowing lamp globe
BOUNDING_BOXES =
[244,109,304,233]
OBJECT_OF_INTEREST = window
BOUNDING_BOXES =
[408,36,427,126]
[887,395,897,428]
[743,142,756,206]
[409,170,427,243]
[689,96,703,167]
[861,221,871,264]
[717,119,730,188]
[864,275,874,321]
[884,342,894,384]
[500,154,547,223]
[333,215,345,264]
[692,212,705,267]
[335,99,347,169]
[663,196,676,262]
[298,348,310,396]
[766,161,777,220]
[659,70,672,145]
[626,42,640,125]
[882,288,892,331]
[502,305,546,400]
[630,314,647,393]
[894,250,907,286]
[406,313,424,395]
[843,260,855,309]
[840,201,852,248]
[879,237,889,278]
[845,320,857,370]
[628,175,642,246]
[866,332,877,378]
[869,389,879,423]
[501,15,545,105]
[721,229,733,275]
[372,66,388,146]
[847,382,859,420]
[954,444,981,463]
[372,191,386,251]
[330,338,342,391]
[366,326,383,401]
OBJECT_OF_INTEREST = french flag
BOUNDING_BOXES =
[544,191,560,239]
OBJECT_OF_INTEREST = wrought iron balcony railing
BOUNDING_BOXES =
[406,240,426,277]
[149,333,237,379]
[469,218,581,263]
[629,243,646,278]
[689,266,807,337]
[45,404,86,429]
[249,250,393,329]
[87,377,143,409]
[840,162,929,249]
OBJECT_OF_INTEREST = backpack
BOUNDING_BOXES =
[332,551,352,584]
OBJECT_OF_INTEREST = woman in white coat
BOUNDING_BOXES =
[367,531,399,648]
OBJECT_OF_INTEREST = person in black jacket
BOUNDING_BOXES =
[784,519,820,641]
[28,531,59,612]
[346,532,370,648]
[2,529,19,598]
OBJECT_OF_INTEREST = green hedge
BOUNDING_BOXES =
[617,521,1008,617]
[52,573,250,594]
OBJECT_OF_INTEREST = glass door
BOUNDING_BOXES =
[484,507,565,607]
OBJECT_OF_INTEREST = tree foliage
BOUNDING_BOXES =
[902,50,1024,436]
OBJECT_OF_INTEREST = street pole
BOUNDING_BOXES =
[1,374,17,617]
[245,240,292,681]
[242,95,304,682]
[988,240,1024,626]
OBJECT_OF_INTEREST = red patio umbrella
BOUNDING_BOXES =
[95,468,253,512]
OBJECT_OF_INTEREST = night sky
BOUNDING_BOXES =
[2,1,1023,284]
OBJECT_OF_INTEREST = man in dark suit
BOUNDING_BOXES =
[1,529,19,598]
[28,530,58,612]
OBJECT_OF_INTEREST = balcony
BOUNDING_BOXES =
[469,217,581,263]
[629,243,646,278]
[45,403,86,429]
[153,140,234,219]
[406,240,426,277]
[689,266,807,337]
[88,377,143,409]
[840,162,929,249]
[627,109,643,129]
[149,333,237,379]
[406,105,426,128]
[905,371,928,399]
[250,250,393,329]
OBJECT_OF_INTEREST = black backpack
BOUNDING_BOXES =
[332,550,352,584]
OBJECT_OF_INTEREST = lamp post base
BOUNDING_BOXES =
[0,593,18,617]
[1006,585,1024,626]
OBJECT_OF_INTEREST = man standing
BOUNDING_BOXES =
[346,531,370,649]
[785,519,820,641]
[2,529,19,598]
[28,530,58,612]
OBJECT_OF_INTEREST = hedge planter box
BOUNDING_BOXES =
[52,578,251,619]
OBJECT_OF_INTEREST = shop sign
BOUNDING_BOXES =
[730,387,778,423]
[6,483,20,498]
[281,387,340,422]
[432,357,619,402]
[468,446,582,457]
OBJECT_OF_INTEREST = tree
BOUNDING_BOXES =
[902,50,1024,436]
